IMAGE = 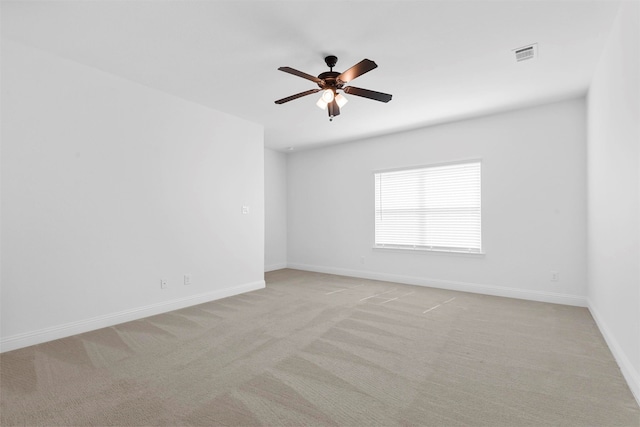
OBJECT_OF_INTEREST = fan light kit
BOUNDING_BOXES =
[275,55,392,121]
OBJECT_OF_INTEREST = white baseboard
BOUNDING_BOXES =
[588,301,640,406]
[265,262,287,272]
[0,280,265,353]
[287,262,587,307]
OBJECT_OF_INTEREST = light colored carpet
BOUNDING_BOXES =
[1,268,639,426]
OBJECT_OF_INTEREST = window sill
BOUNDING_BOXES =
[373,246,485,256]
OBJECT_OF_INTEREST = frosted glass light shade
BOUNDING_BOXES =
[322,89,335,102]
[335,93,348,108]
[316,98,328,110]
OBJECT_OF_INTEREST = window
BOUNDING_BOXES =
[374,160,482,253]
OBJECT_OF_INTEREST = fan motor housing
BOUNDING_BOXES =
[317,71,343,90]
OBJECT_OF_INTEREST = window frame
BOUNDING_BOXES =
[372,159,484,255]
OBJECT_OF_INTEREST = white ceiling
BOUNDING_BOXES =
[1,1,621,151]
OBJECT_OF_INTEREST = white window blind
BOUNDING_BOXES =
[374,161,482,253]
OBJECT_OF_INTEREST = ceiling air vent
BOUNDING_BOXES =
[514,43,537,62]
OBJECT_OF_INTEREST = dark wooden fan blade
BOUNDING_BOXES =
[343,86,392,103]
[328,100,340,117]
[337,59,377,83]
[274,89,321,104]
[278,67,322,84]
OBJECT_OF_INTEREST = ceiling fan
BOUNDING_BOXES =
[275,55,392,121]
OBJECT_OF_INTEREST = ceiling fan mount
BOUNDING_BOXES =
[275,54,392,121]
[324,55,338,70]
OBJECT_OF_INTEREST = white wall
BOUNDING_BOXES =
[264,148,287,271]
[288,98,587,305]
[587,1,640,402]
[1,40,265,351]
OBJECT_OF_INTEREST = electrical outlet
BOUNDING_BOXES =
[551,271,559,282]
[184,274,192,286]
[360,256,365,264]
[160,279,168,289]
[242,206,249,214]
